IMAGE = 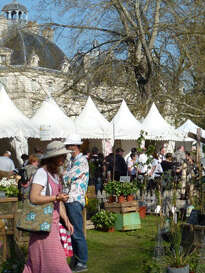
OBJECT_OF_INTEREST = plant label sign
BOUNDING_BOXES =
[120,176,130,183]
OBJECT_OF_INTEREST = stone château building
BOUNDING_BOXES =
[0,0,130,121]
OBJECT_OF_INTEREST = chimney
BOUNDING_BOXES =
[41,26,54,42]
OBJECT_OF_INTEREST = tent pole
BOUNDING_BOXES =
[112,123,116,182]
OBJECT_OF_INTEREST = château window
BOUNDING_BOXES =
[0,55,6,65]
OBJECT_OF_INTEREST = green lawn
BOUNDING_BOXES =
[86,215,160,273]
[0,215,161,273]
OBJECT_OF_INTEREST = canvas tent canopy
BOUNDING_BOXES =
[75,96,112,139]
[111,100,142,140]
[177,119,205,139]
[0,83,39,164]
[141,103,185,141]
[0,83,39,139]
[31,96,75,139]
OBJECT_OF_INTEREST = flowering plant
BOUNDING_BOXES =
[0,176,19,197]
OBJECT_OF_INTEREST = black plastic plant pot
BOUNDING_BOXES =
[167,265,189,273]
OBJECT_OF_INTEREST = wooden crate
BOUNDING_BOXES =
[104,200,139,214]
[0,197,18,261]
[86,220,95,230]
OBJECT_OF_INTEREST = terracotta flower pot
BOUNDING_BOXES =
[127,195,134,201]
[108,196,116,203]
[108,227,115,232]
[139,206,146,219]
[118,195,126,203]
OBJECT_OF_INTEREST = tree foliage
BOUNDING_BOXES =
[37,0,205,125]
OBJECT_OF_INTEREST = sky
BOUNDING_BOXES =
[0,0,80,57]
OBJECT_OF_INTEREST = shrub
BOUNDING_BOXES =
[91,210,117,231]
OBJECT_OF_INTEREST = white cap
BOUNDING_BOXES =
[64,133,83,145]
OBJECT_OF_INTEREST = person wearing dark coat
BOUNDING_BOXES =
[114,148,127,181]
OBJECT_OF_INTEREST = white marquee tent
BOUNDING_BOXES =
[0,83,39,139]
[177,119,205,139]
[75,96,112,139]
[0,83,39,165]
[142,103,185,141]
[111,99,142,158]
[111,100,141,140]
[31,96,75,139]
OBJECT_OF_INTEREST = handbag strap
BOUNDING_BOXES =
[45,171,51,196]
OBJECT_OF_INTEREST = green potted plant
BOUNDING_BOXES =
[123,183,138,201]
[114,182,126,203]
[164,222,197,273]
[104,181,116,202]
[91,210,117,232]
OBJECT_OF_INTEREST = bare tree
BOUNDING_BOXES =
[15,0,205,124]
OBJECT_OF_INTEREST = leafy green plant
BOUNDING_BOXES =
[86,198,98,218]
[104,181,123,197]
[91,210,117,231]
[164,222,198,268]
[105,181,138,197]
[121,182,138,196]
[114,182,124,197]
[104,181,116,195]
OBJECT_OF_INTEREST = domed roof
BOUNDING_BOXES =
[2,28,67,70]
[2,1,27,13]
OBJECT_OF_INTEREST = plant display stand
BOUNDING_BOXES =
[114,212,141,231]
[104,201,141,231]
[104,200,139,213]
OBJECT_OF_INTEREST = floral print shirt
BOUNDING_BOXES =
[64,153,89,207]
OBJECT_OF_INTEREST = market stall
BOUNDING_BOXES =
[0,83,39,166]
[176,119,203,151]
[111,100,142,157]
[75,96,112,154]
[30,96,75,153]
[141,103,185,152]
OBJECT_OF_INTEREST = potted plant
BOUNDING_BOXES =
[0,177,19,197]
[164,222,197,273]
[114,182,126,203]
[123,183,138,201]
[91,210,117,232]
[104,181,116,202]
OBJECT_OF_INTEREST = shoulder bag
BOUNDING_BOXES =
[16,172,54,233]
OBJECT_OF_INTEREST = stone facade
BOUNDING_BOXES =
[0,1,132,122]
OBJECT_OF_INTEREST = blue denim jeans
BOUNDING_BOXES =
[65,201,88,265]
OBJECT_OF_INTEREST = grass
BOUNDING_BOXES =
[0,215,161,273]
[86,215,160,273]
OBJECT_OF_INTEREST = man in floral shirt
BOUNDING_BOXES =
[64,134,89,273]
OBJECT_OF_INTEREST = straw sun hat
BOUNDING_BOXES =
[43,141,68,159]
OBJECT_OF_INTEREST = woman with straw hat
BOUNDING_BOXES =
[23,141,73,273]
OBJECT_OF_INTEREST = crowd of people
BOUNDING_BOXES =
[0,135,89,273]
[0,139,201,273]
[86,144,198,200]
